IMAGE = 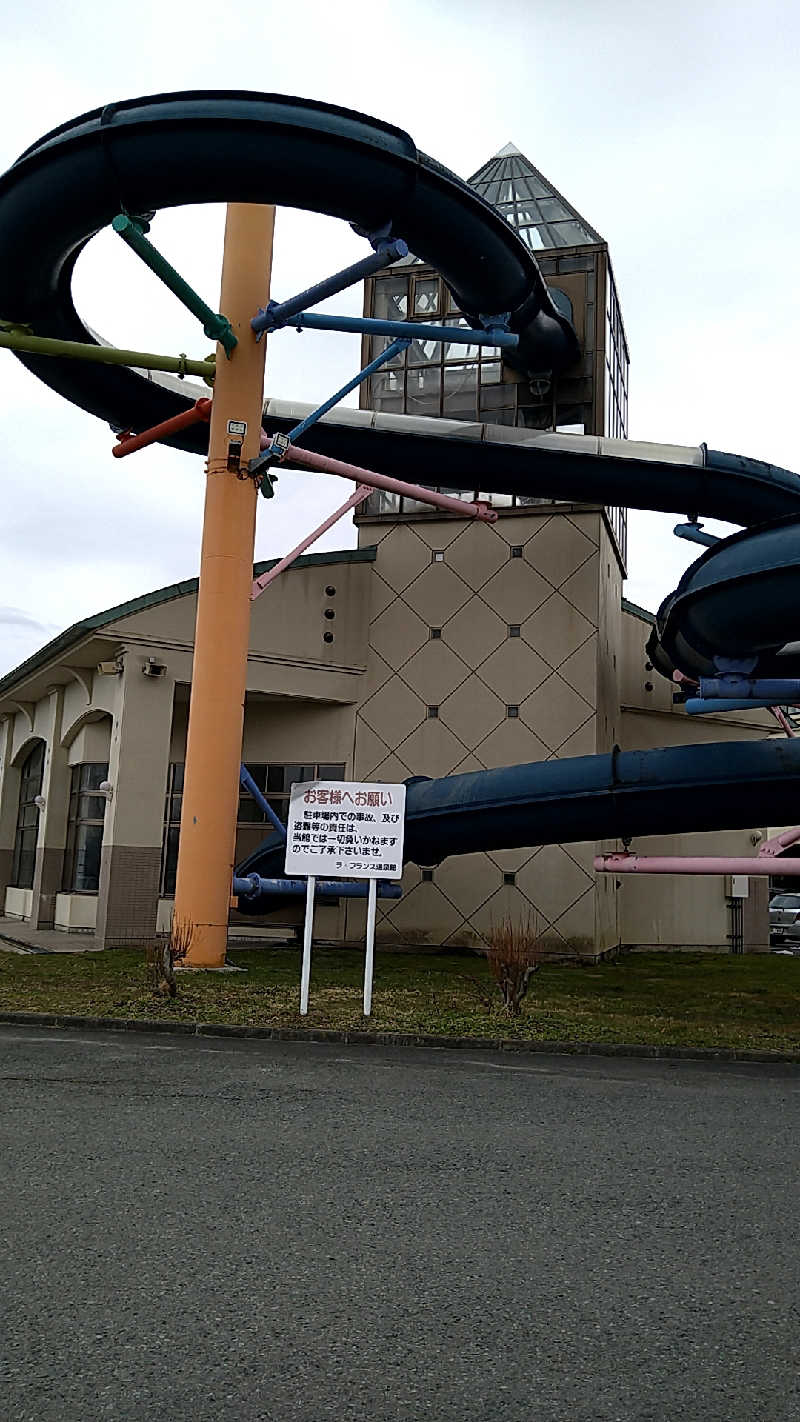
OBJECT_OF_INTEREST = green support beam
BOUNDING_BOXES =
[0,324,216,381]
[112,215,237,356]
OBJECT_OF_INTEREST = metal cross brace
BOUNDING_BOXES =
[112,214,237,356]
[263,310,519,349]
[249,335,410,486]
[251,238,409,336]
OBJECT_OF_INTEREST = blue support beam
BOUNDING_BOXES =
[262,310,519,348]
[239,764,287,840]
[252,239,408,335]
[250,336,410,485]
[700,677,800,701]
[233,874,402,900]
[673,521,720,548]
[684,698,788,715]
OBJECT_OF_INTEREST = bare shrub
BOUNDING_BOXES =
[485,914,546,1016]
[146,916,195,997]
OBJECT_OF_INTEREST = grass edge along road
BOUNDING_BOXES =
[1,946,799,1054]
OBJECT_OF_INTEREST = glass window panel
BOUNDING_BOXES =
[162,825,180,896]
[362,489,400,516]
[480,388,514,415]
[480,362,503,385]
[537,197,570,221]
[81,794,108,821]
[442,365,479,419]
[370,371,405,414]
[413,278,440,315]
[266,764,285,793]
[408,335,441,366]
[520,225,546,250]
[443,318,477,361]
[372,277,408,322]
[370,334,405,366]
[514,202,547,227]
[557,255,593,273]
[79,763,108,792]
[514,174,550,200]
[551,220,593,245]
[406,366,441,417]
[74,822,103,892]
[169,793,182,823]
[318,763,346,781]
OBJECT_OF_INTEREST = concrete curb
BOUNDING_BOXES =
[0,1009,798,1065]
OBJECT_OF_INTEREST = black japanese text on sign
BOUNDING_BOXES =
[284,782,407,880]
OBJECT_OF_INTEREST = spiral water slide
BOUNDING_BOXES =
[1,91,798,910]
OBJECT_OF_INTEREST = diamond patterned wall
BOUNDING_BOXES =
[352,509,620,953]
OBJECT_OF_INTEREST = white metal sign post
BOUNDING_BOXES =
[285,780,406,1016]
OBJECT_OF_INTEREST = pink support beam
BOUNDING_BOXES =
[594,853,800,877]
[251,484,372,600]
[266,437,499,523]
[758,825,800,859]
[770,706,796,737]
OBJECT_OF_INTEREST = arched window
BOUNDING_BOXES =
[12,741,45,889]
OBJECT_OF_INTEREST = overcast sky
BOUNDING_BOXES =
[1,0,798,675]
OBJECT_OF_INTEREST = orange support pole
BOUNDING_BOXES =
[174,204,275,968]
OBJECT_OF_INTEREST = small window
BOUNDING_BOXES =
[508,624,521,638]
[511,546,524,558]
[422,869,434,882]
[507,705,519,718]
[430,627,442,640]
[428,706,439,719]
[323,632,334,644]
[323,608,335,620]
[62,762,109,893]
[325,585,336,597]
[503,872,516,886]
[413,277,440,316]
[432,550,445,564]
[11,741,45,890]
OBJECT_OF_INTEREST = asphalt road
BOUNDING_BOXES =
[1,1027,799,1422]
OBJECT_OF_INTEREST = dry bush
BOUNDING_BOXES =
[147,916,195,997]
[485,914,546,1016]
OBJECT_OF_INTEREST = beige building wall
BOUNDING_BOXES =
[0,545,780,956]
[348,504,624,954]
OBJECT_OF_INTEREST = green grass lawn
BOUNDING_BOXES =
[1,945,800,1053]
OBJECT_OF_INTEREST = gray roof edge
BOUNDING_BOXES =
[0,546,377,699]
[621,596,656,625]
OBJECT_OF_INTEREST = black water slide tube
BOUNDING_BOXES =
[0,88,577,428]
[2,92,799,909]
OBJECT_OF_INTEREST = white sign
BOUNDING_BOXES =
[730,875,750,899]
[285,781,406,880]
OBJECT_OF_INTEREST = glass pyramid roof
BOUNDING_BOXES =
[467,143,603,250]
